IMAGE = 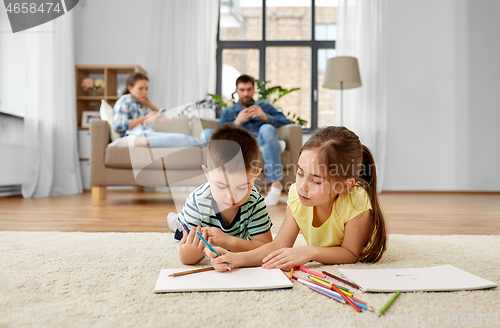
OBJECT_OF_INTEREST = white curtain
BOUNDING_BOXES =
[336,0,388,192]
[147,0,219,109]
[22,11,82,198]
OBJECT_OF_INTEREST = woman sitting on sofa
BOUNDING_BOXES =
[110,72,199,148]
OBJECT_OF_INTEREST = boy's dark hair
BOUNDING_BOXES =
[208,123,259,173]
[235,75,255,87]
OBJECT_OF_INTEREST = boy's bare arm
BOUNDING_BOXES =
[202,227,273,252]
[227,230,273,252]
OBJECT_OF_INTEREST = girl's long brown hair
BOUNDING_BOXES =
[300,126,387,262]
[121,72,149,97]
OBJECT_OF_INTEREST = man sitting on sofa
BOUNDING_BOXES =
[204,75,291,206]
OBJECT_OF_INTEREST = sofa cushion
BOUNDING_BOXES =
[105,146,203,170]
[191,117,220,140]
[154,115,191,135]
[100,100,121,142]
[280,150,293,170]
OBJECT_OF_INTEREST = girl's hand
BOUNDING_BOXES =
[261,246,311,270]
[202,227,230,249]
[204,246,237,272]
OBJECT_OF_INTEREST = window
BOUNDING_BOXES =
[216,0,337,131]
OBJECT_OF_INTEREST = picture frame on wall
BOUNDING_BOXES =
[81,111,100,128]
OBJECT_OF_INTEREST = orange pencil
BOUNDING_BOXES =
[168,267,214,277]
[289,267,294,280]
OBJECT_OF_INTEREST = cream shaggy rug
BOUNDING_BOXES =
[0,232,499,328]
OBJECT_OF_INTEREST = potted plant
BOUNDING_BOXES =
[81,77,104,96]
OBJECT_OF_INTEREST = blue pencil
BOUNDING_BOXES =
[196,232,231,271]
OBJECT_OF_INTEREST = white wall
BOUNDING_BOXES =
[74,0,167,105]
[73,0,153,68]
[384,0,500,191]
[466,1,500,190]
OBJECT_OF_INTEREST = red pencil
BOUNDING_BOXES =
[296,266,326,279]
[331,282,362,312]
[322,270,362,290]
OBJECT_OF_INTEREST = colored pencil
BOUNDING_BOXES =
[304,277,336,290]
[296,266,326,279]
[293,277,344,302]
[317,287,374,312]
[196,232,231,271]
[331,282,361,312]
[169,266,214,277]
[289,267,294,280]
[303,278,369,309]
[294,277,371,311]
[322,270,362,290]
[292,276,326,290]
[309,286,345,304]
[378,291,401,317]
[312,276,353,294]
[308,276,353,296]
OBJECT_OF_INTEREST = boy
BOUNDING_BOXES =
[168,124,273,265]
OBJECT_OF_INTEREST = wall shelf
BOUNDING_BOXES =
[75,65,146,128]
[75,65,147,189]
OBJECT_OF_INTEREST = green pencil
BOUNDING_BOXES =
[378,291,401,317]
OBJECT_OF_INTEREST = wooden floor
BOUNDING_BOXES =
[0,190,499,235]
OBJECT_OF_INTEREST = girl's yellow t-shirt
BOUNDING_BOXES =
[287,183,372,247]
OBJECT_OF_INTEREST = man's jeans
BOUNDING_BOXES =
[200,124,282,183]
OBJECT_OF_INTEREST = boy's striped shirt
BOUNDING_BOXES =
[179,182,272,240]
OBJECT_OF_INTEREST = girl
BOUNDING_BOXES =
[111,72,199,148]
[206,126,387,271]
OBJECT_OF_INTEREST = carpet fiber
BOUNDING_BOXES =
[1,232,499,328]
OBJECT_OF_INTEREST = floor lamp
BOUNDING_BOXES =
[322,56,362,126]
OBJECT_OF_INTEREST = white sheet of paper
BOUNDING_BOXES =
[338,264,497,292]
[154,267,293,293]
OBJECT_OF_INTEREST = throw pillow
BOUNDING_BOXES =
[99,100,121,142]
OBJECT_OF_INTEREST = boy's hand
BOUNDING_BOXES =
[204,246,237,272]
[202,227,231,249]
[179,226,208,264]
[261,247,311,270]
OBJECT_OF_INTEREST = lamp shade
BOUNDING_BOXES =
[322,56,362,90]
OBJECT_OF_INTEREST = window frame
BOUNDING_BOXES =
[216,0,336,133]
